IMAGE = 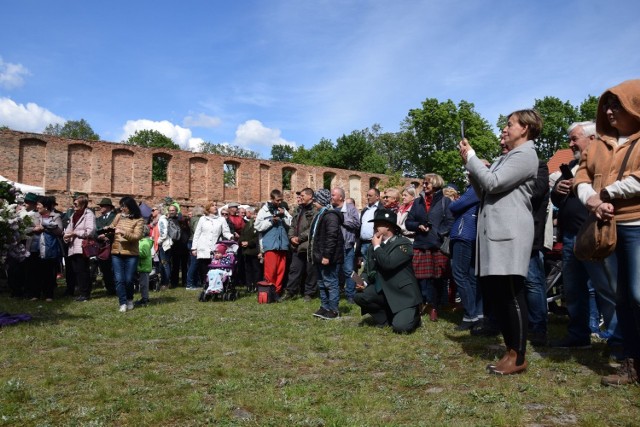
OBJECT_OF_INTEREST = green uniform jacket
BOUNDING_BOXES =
[362,234,422,314]
[95,210,116,233]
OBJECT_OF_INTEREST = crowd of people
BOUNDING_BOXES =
[4,79,640,386]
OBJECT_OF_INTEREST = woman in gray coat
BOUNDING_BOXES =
[459,109,541,375]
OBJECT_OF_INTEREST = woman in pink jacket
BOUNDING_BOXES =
[63,195,96,301]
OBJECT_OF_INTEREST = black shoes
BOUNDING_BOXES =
[470,320,500,337]
[312,307,339,319]
[134,298,149,307]
[455,320,479,331]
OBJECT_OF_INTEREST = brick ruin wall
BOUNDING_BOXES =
[0,129,418,210]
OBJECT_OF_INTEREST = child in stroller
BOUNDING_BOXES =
[199,241,238,301]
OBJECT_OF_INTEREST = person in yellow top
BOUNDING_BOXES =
[109,196,144,313]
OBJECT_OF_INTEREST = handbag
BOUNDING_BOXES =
[96,242,111,261]
[440,235,451,257]
[574,214,616,261]
[574,139,637,261]
[81,238,101,258]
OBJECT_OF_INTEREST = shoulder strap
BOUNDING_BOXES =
[616,138,639,181]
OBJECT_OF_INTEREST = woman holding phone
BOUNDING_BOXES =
[459,109,541,375]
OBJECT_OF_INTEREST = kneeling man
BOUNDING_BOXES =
[354,209,422,333]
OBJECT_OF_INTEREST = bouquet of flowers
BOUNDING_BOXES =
[0,181,32,266]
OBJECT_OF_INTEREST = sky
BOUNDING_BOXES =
[1,0,639,158]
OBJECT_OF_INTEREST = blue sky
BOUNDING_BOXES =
[1,0,639,157]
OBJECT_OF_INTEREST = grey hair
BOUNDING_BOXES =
[332,187,346,200]
[245,206,255,213]
[403,186,417,198]
[568,121,596,138]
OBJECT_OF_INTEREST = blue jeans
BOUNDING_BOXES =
[609,225,640,358]
[112,255,138,306]
[186,240,199,287]
[317,263,340,313]
[342,246,356,299]
[525,250,548,334]
[360,242,371,267]
[562,232,618,344]
[451,240,482,321]
[158,246,172,286]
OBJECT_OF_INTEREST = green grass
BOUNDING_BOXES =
[1,283,639,426]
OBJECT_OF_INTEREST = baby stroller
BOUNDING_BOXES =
[198,241,239,302]
[545,241,566,315]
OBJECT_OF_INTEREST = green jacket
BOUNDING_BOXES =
[138,237,153,273]
[95,210,116,233]
[362,234,422,314]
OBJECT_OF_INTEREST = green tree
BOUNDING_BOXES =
[125,129,179,181]
[404,98,498,186]
[199,142,260,159]
[305,138,336,167]
[270,144,295,162]
[532,97,579,161]
[43,119,100,140]
[333,130,386,174]
[579,95,599,122]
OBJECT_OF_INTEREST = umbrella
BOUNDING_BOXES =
[139,201,152,219]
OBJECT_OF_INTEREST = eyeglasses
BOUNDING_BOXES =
[222,213,229,216]
[382,196,389,200]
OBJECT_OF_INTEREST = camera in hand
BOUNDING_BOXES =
[101,226,116,241]
[268,203,285,218]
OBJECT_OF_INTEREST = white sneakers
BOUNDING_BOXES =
[118,301,135,313]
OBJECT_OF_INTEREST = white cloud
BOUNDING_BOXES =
[120,119,204,151]
[232,119,295,151]
[183,113,222,129]
[0,57,30,89]
[0,97,65,132]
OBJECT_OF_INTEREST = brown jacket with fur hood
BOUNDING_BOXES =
[574,79,640,222]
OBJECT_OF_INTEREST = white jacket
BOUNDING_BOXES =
[192,215,233,259]
[157,215,173,252]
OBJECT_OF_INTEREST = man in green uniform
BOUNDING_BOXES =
[354,209,422,333]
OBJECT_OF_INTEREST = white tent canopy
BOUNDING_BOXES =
[0,175,45,196]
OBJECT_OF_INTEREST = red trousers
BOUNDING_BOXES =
[263,250,287,294]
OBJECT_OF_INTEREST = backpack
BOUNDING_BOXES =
[167,218,181,242]
[257,281,277,304]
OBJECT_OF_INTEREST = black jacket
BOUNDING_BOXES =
[550,159,588,235]
[309,208,345,265]
[405,190,454,250]
[531,160,550,252]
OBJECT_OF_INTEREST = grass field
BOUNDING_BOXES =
[1,282,639,426]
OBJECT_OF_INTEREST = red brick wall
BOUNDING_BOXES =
[1,129,414,210]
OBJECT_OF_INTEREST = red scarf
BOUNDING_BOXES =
[399,201,414,214]
[72,209,83,226]
[423,194,433,213]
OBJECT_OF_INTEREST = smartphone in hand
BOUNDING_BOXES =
[560,163,573,180]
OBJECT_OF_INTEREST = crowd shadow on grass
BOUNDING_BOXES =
[445,316,615,377]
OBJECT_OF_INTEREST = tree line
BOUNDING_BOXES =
[40,95,598,186]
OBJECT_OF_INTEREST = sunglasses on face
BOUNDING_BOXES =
[602,99,622,113]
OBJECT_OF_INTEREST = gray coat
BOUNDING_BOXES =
[465,140,538,278]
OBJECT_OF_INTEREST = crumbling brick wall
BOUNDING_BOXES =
[0,129,417,209]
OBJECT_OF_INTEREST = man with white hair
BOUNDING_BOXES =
[549,121,621,352]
